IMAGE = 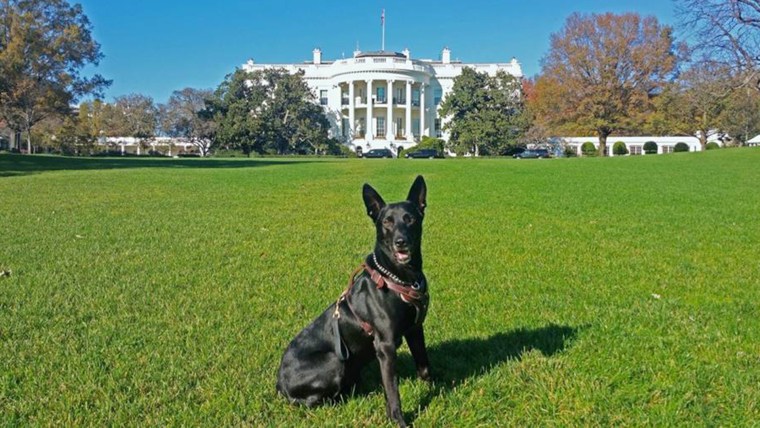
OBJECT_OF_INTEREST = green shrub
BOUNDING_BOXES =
[581,142,596,157]
[339,144,358,158]
[399,136,445,157]
[706,142,720,150]
[644,141,658,154]
[674,142,690,152]
[613,141,629,156]
[564,146,578,157]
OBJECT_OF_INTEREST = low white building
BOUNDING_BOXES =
[242,47,522,156]
[102,137,196,156]
[746,135,760,147]
[560,135,725,156]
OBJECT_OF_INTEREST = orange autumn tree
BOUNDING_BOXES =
[531,13,677,156]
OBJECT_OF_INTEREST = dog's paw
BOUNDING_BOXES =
[417,367,433,383]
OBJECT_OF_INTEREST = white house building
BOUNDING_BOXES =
[242,47,523,156]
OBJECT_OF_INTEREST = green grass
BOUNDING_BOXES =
[1,151,759,426]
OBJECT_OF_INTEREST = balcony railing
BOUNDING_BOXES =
[332,57,432,74]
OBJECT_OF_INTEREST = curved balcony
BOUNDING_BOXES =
[329,56,433,79]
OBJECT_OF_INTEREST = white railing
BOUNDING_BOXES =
[332,58,430,73]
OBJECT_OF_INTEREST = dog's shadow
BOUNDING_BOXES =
[423,323,579,385]
[352,323,580,421]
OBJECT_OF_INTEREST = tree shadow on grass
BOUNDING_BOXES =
[0,154,327,177]
[351,323,580,423]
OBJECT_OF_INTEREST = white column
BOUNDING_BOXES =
[366,79,373,140]
[405,81,412,141]
[386,80,394,140]
[348,81,355,140]
[420,84,427,137]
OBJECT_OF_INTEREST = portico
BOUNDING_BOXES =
[339,78,427,145]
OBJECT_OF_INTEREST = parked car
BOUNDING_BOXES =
[362,148,394,158]
[405,148,443,159]
[501,146,526,157]
[513,149,551,159]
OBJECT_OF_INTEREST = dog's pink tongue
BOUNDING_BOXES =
[396,252,409,261]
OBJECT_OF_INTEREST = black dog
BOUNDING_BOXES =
[276,175,431,427]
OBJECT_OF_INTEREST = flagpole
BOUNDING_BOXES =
[381,9,385,51]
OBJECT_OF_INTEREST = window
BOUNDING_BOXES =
[395,88,404,104]
[434,119,442,137]
[412,88,420,106]
[377,117,386,136]
[342,118,350,137]
[434,88,442,105]
[341,91,349,105]
[320,90,328,105]
[376,87,386,104]
[662,145,673,154]
[396,118,403,137]
[629,145,642,155]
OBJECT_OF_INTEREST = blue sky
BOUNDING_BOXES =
[78,0,679,104]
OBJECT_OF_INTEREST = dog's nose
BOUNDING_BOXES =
[395,238,407,247]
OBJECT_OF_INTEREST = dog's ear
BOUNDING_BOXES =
[406,175,427,216]
[363,183,386,222]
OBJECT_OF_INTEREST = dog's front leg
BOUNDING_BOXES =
[374,337,406,427]
[404,325,432,382]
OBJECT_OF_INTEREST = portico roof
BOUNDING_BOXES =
[355,50,407,59]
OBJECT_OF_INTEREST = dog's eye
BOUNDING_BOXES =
[403,214,415,225]
[383,217,394,228]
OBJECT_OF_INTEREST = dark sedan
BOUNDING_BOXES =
[363,148,394,158]
[513,149,551,159]
[405,148,443,159]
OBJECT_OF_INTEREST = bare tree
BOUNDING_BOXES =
[678,0,760,90]
[159,88,216,156]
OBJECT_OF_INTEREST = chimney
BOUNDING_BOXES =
[441,47,451,64]
[313,48,322,64]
